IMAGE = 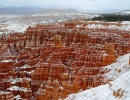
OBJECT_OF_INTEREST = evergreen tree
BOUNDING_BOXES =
[91,14,130,22]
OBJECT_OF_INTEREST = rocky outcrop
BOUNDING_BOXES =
[0,20,129,100]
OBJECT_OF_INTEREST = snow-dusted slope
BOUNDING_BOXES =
[103,53,130,81]
[65,53,130,100]
[0,9,91,33]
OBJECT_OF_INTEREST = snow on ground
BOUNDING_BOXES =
[121,11,130,14]
[1,59,13,62]
[0,10,91,33]
[103,53,130,81]
[8,86,21,91]
[121,21,130,24]
[85,21,130,30]
[65,53,130,100]
[4,24,29,33]
[1,10,130,34]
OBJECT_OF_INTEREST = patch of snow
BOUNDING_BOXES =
[1,59,13,62]
[20,64,31,69]
[1,24,28,33]
[76,25,83,28]
[85,23,130,30]
[10,78,22,84]
[65,53,130,100]
[8,86,20,91]
[0,10,91,33]
[103,53,130,80]
[121,11,130,14]
[121,21,130,24]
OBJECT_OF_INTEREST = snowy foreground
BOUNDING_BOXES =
[65,53,130,100]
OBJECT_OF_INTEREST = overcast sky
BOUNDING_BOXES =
[0,0,130,11]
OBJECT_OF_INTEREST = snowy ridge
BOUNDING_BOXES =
[65,53,130,100]
[0,10,91,33]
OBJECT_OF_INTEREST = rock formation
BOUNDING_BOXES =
[0,20,130,100]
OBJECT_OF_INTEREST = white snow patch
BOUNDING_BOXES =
[1,59,13,62]
[65,53,130,100]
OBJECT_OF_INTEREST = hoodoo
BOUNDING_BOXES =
[0,20,130,100]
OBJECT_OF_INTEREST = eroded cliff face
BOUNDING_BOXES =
[0,21,130,100]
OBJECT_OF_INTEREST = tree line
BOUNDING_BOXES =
[91,14,130,22]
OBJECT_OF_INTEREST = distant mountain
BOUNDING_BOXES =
[0,8,91,33]
[77,9,130,15]
[0,6,43,15]
[0,6,71,15]
[110,10,130,15]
